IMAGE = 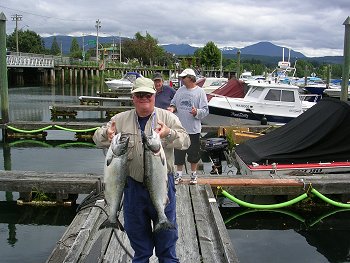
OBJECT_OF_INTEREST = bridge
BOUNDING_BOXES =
[6,52,55,68]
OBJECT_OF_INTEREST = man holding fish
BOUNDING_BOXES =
[93,77,190,263]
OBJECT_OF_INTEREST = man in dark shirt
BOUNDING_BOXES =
[153,72,176,109]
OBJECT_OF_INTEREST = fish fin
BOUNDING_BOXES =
[106,154,115,167]
[160,152,166,166]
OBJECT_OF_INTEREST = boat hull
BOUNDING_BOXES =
[202,105,294,126]
[235,153,350,176]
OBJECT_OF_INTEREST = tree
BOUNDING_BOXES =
[122,32,165,66]
[7,29,45,53]
[50,36,60,55]
[200,41,221,68]
[70,37,82,59]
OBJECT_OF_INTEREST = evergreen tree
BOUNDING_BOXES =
[50,37,60,55]
[70,37,82,58]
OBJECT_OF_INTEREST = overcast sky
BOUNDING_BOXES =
[1,0,349,57]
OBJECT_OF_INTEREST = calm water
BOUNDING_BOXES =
[0,84,350,263]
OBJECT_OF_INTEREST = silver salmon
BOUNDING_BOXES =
[142,130,174,232]
[99,132,129,230]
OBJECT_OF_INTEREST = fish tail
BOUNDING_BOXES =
[98,218,125,231]
[154,218,175,233]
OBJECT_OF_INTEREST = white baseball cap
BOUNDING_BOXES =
[179,68,196,77]
[131,77,156,94]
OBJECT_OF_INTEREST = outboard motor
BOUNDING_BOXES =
[200,137,228,174]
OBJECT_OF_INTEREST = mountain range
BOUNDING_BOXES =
[42,35,343,65]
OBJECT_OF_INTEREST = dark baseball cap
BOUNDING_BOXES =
[152,72,163,80]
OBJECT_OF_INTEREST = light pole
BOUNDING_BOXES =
[95,19,101,62]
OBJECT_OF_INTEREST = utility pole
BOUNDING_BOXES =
[119,32,121,63]
[11,14,22,53]
[95,19,101,62]
[82,33,85,62]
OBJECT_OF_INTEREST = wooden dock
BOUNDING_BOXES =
[49,104,134,119]
[78,96,132,106]
[46,184,239,263]
[2,170,350,197]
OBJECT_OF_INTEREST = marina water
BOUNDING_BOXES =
[0,84,349,262]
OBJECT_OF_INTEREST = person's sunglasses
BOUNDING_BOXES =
[134,92,153,99]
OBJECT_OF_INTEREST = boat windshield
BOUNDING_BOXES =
[124,74,138,83]
[264,89,295,102]
[246,87,264,98]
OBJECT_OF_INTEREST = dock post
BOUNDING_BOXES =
[340,16,350,102]
[0,12,9,126]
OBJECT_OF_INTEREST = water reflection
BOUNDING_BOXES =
[221,207,350,263]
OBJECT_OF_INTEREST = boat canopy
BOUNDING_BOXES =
[235,98,350,164]
[207,79,245,101]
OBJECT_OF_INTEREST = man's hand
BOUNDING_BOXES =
[107,121,116,141]
[155,120,170,139]
[167,105,176,113]
[190,106,197,117]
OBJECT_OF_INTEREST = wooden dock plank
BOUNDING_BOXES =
[203,185,239,263]
[0,170,102,194]
[46,208,91,263]
[176,185,202,262]
[190,184,235,263]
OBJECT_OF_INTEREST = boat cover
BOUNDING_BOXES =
[235,98,350,164]
[207,78,245,101]
[196,78,206,87]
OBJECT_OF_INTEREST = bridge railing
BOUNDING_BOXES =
[6,52,55,68]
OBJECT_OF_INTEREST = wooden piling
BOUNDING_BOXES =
[0,12,9,123]
[340,16,350,101]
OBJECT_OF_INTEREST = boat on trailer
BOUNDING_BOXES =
[234,98,350,176]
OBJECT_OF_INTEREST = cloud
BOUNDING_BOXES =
[1,0,348,57]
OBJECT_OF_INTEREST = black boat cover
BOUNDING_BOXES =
[235,98,350,164]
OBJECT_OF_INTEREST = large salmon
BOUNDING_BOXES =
[99,132,129,230]
[142,130,175,232]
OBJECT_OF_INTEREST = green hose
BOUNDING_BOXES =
[221,189,308,209]
[54,125,99,133]
[310,188,350,208]
[6,125,53,133]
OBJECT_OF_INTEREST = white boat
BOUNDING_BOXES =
[105,72,142,91]
[202,81,316,126]
[234,98,350,176]
[239,71,265,85]
[323,86,350,99]
[196,77,228,94]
